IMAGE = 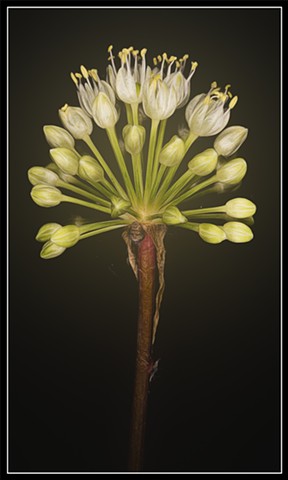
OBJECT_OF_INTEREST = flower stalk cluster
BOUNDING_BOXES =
[28,45,256,259]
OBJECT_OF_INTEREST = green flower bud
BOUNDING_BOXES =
[159,135,185,167]
[122,125,146,155]
[51,225,80,248]
[50,147,79,175]
[162,206,187,225]
[43,125,75,149]
[188,148,218,176]
[46,162,76,184]
[199,223,226,244]
[59,104,93,140]
[223,222,254,243]
[30,185,62,207]
[28,166,59,186]
[36,223,62,242]
[216,158,247,184]
[78,155,104,183]
[40,241,66,260]
[110,196,131,218]
[92,92,118,129]
[214,126,248,157]
[225,198,257,218]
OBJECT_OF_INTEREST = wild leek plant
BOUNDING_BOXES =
[28,45,256,471]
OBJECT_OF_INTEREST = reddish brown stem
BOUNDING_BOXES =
[128,233,156,472]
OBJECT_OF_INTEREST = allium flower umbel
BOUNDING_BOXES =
[28,44,256,261]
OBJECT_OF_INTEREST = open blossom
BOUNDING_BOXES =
[185,82,238,137]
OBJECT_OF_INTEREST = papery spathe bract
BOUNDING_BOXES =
[214,126,248,157]
[59,105,93,140]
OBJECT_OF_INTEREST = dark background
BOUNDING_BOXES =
[8,6,281,473]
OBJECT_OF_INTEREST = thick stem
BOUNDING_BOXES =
[128,234,156,472]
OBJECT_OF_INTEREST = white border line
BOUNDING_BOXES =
[6,4,283,475]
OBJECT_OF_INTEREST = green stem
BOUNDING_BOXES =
[106,127,137,207]
[182,206,226,217]
[61,194,111,214]
[125,103,133,124]
[102,178,118,196]
[177,222,199,232]
[79,219,128,234]
[130,104,144,199]
[144,119,160,204]
[57,180,111,207]
[80,224,126,239]
[83,135,129,201]
[160,170,196,206]
[169,176,217,207]
[151,119,167,187]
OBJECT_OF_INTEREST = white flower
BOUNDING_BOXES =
[70,65,117,119]
[185,82,238,137]
[142,72,177,120]
[92,92,119,129]
[107,46,148,104]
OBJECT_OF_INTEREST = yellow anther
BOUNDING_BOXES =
[61,103,69,112]
[228,91,233,99]
[191,61,198,70]
[70,72,78,86]
[183,54,189,61]
[153,57,158,65]
[89,69,98,81]
[141,48,147,57]
[80,65,89,79]
[225,84,231,91]
[75,73,82,79]
[157,54,162,62]
[176,61,181,68]
[162,52,168,61]
[108,45,113,52]
[132,49,139,56]
[128,46,134,52]
[229,96,238,109]
[211,81,218,89]
[168,55,177,63]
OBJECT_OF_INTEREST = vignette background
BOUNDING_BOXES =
[9,7,281,472]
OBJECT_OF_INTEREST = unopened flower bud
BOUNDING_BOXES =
[50,147,79,175]
[40,241,66,260]
[46,163,76,184]
[122,125,146,155]
[188,148,218,176]
[51,225,80,248]
[28,166,59,186]
[36,223,62,242]
[216,158,247,184]
[43,125,75,149]
[92,92,118,129]
[225,198,256,218]
[214,126,248,157]
[223,222,254,243]
[162,206,187,225]
[159,136,185,167]
[110,196,131,218]
[78,155,104,183]
[199,223,226,244]
[59,104,93,139]
[31,185,62,207]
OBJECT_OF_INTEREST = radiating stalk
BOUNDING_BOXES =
[83,135,129,201]
[106,127,138,207]
[57,180,111,207]
[128,233,156,472]
[61,194,111,214]
[182,205,226,217]
[151,119,167,187]
[79,224,126,239]
[130,104,144,199]
[158,170,196,207]
[167,175,217,207]
[144,119,160,204]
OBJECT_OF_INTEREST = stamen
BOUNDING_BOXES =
[141,48,147,58]
[80,65,89,79]
[75,73,82,79]
[153,57,158,66]
[108,45,113,53]
[229,96,238,109]
[211,81,218,89]
[70,72,78,86]
[61,103,69,112]
[89,69,98,81]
